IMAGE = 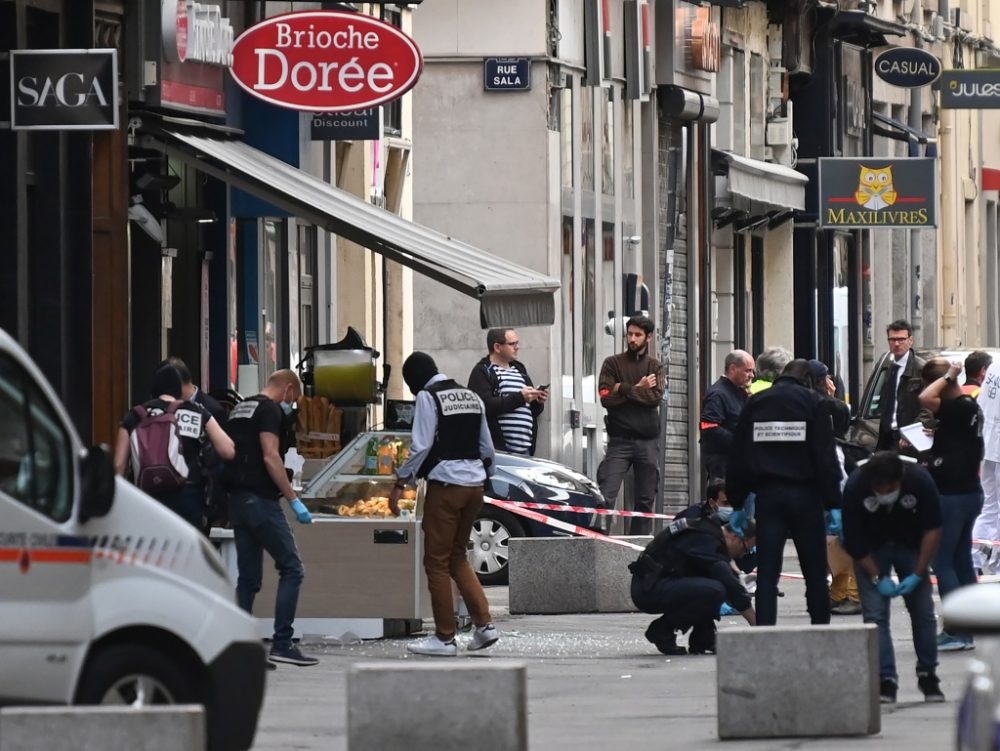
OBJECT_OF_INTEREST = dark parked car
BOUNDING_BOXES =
[474,451,607,585]
[848,347,1000,453]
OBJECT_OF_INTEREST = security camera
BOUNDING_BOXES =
[128,201,164,244]
[625,236,641,247]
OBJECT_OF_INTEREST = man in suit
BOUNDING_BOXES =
[876,320,925,451]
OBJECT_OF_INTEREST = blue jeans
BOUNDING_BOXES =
[855,542,937,682]
[228,490,304,649]
[158,483,205,530]
[934,490,984,601]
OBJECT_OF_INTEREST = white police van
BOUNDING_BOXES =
[0,328,265,751]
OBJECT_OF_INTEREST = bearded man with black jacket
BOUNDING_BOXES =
[595,315,665,534]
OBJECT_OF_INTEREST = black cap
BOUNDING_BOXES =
[402,352,438,395]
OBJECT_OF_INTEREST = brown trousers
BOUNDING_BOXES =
[421,482,492,639]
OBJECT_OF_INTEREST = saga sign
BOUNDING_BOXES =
[229,10,423,112]
[874,47,941,88]
[10,49,119,130]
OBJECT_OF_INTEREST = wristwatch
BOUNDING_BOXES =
[944,374,955,384]
[394,478,407,489]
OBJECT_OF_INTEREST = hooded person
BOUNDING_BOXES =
[390,352,501,656]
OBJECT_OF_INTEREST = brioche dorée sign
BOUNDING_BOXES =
[229,11,423,112]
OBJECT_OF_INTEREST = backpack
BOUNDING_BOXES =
[129,401,190,497]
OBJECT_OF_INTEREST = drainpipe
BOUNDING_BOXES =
[939,19,958,345]
[909,1,924,346]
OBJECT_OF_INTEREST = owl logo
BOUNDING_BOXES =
[854,165,898,210]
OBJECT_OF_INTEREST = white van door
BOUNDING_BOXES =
[0,351,91,703]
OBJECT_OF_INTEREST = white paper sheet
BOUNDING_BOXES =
[899,422,933,453]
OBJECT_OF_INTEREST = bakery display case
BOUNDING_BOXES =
[252,431,431,628]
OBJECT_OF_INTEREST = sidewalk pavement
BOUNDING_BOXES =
[252,554,973,750]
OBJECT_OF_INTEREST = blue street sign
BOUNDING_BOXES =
[484,57,531,92]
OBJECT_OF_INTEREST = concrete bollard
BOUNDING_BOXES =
[716,624,880,739]
[508,536,650,614]
[0,705,205,751]
[348,662,527,751]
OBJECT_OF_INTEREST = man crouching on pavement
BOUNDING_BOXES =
[629,515,757,655]
[389,352,500,657]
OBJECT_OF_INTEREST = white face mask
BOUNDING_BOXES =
[280,401,294,416]
[875,489,900,506]
[715,506,734,522]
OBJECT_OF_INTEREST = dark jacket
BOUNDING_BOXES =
[598,349,664,440]
[632,517,752,612]
[879,351,926,431]
[726,376,844,510]
[468,357,543,455]
[700,377,749,478]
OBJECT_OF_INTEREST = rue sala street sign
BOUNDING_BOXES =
[229,10,423,112]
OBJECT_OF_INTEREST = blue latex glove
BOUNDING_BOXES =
[728,509,749,536]
[720,602,739,617]
[826,509,843,538]
[877,577,898,598]
[290,498,313,524]
[895,573,922,597]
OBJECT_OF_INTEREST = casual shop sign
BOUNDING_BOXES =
[229,10,423,112]
[874,47,941,88]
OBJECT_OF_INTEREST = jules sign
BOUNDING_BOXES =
[10,49,119,130]
[939,69,1000,108]
[818,158,937,228]
[874,47,941,88]
[229,10,423,112]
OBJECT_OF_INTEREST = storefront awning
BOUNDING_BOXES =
[142,130,559,328]
[712,150,808,212]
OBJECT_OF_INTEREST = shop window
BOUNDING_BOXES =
[561,216,575,399]
[383,145,411,215]
[382,9,403,136]
[561,79,574,189]
[260,219,286,380]
[581,86,595,192]
[750,53,765,160]
[583,219,597,386]
[0,353,73,522]
[732,49,746,155]
[335,142,351,188]
[602,88,615,196]
[298,225,318,357]
[623,101,635,199]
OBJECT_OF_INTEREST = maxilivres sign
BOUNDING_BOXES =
[818,158,937,228]
[229,11,423,112]
[940,69,1000,108]
[10,49,119,130]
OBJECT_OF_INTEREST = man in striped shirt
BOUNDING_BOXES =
[468,329,547,456]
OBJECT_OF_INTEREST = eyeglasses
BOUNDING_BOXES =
[887,336,911,343]
[505,341,520,348]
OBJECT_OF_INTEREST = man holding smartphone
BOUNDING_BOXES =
[468,328,547,456]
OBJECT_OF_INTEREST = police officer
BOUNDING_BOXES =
[727,359,844,626]
[630,516,757,655]
[841,452,944,703]
[389,352,500,657]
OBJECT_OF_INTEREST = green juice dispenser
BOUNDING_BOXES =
[302,327,381,406]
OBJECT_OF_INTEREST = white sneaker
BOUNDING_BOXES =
[468,624,499,652]
[406,634,458,656]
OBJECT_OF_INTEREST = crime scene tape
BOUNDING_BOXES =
[485,498,645,551]
[489,499,676,520]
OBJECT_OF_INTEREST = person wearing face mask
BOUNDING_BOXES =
[223,369,318,668]
[842,452,944,704]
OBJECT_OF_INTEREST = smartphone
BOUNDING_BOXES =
[538,383,550,390]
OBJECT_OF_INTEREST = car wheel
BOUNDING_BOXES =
[76,644,202,709]
[468,507,525,586]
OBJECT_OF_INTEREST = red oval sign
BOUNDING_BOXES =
[229,11,423,112]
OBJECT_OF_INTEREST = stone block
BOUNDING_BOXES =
[716,624,880,739]
[508,536,650,614]
[0,705,205,751]
[348,662,527,751]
